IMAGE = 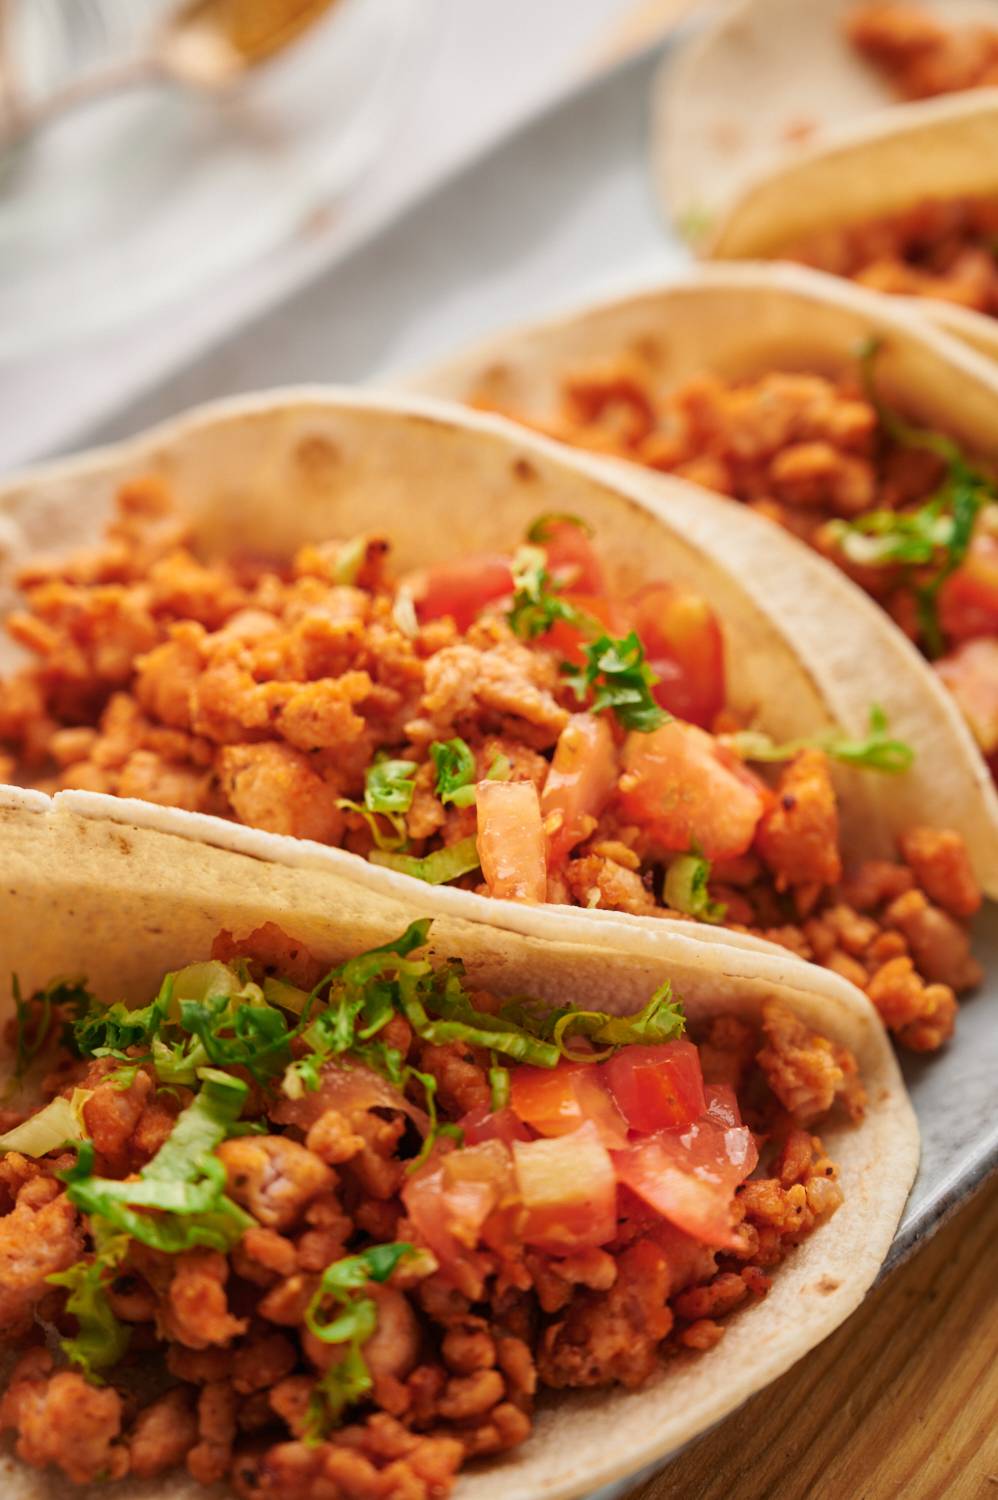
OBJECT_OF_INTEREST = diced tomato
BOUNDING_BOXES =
[509,1060,628,1148]
[937,636,998,754]
[411,554,514,631]
[512,1123,617,1252]
[603,1041,706,1134]
[403,1140,515,1273]
[628,583,726,729]
[703,1082,742,1130]
[459,1104,532,1147]
[541,713,619,866]
[476,779,547,903]
[939,534,998,645]
[618,720,768,860]
[540,518,605,594]
[542,593,628,668]
[613,1118,759,1250]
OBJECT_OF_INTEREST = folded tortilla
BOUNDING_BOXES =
[679,84,998,358]
[0,786,919,1500]
[1,385,996,911]
[655,0,998,245]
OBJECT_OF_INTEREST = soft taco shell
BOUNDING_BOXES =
[411,275,998,892]
[0,387,996,913]
[655,0,998,239]
[695,90,998,357]
[0,786,918,1500]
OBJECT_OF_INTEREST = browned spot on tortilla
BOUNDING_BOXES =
[111,833,132,857]
[295,435,341,485]
[513,458,538,484]
[815,1276,841,1295]
[782,117,817,146]
[710,120,744,153]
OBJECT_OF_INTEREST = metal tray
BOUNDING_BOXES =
[62,35,998,1495]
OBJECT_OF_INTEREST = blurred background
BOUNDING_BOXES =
[0,0,695,468]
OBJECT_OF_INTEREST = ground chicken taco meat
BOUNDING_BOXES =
[0,480,981,1050]
[846,2,998,100]
[784,195,998,319]
[480,352,998,846]
[0,922,864,1495]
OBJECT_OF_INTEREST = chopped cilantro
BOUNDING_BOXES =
[507,545,593,640]
[562,631,669,733]
[829,339,995,657]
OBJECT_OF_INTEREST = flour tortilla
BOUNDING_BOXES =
[692,89,998,358]
[411,279,998,893]
[0,786,918,1500]
[0,385,995,921]
[655,0,998,238]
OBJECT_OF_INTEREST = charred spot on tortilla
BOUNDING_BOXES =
[294,433,342,484]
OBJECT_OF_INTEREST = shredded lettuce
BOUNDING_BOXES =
[369,836,481,884]
[724,705,914,775]
[336,758,417,851]
[430,737,477,806]
[0,1088,92,1157]
[664,854,727,925]
[501,980,684,1063]
[47,1227,130,1379]
[62,1069,253,1254]
[304,1242,413,1436]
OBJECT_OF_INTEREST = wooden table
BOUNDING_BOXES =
[627,1173,998,1500]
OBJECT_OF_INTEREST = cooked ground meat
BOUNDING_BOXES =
[0,480,982,1051]
[846,2,998,100]
[785,195,998,319]
[0,936,861,1498]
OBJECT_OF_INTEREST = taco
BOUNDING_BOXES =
[0,789,918,1500]
[656,0,998,252]
[0,389,988,1052]
[688,90,998,360]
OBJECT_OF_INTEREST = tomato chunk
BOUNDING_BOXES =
[476,779,547,902]
[513,1123,617,1252]
[509,1060,628,1148]
[618,720,767,860]
[459,1104,531,1147]
[613,1119,758,1250]
[703,1082,742,1130]
[604,1041,706,1134]
[628,584,726,729]
[541,519,605,594]
[939,533,998,645]
[542,592,628,668]
[937,636,998,755]
[541,713,619,866]
[411,554,513,631]
[403,1140,514,1273]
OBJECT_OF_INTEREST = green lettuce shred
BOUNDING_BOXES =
[723,705,914,775]
[664,853,727,925]
[369,836,481,885]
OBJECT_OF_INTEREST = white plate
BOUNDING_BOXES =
[0,0,429,359]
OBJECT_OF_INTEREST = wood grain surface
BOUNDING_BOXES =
[630,1172,998,1500]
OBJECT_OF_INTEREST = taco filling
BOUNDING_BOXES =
[0,479,980,1051]
[0,922,863,1494]
[846,2,998,101]
[783,193,998,318]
